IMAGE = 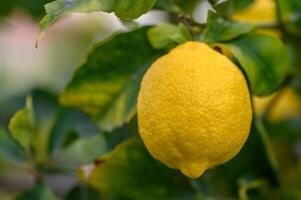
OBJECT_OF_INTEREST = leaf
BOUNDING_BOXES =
[39,0,156,37]
[8,96,36,150]
[59,27,162,131]
[0,127,25,163]
[15,181,58,200]
[48,108,99,154]
[61,130,79,149]
[78,139,195,200]
[218,33,288,96]
[238,177,267,200]
[53,134,107,168]
[113,0,156,20]
[277,0,301,37]
[154,0,181,13]
[147,23,191,50]
[231,0,254,12]
[64,185,100,200]
[202,11,256,42]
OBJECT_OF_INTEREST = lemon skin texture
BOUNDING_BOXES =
[137,42,253,178]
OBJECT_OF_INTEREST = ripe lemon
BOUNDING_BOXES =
[137,42,252,178]
[232,0,276,24]
[254,87,301,122]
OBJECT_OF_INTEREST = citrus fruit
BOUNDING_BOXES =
[137,42,253,178]
[254,87,301,122]
[232,0,276,24]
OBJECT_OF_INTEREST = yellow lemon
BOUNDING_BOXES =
[254,87,301,122]
[137,42,253,178]
[232,0,276,24]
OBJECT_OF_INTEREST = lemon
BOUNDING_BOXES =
[137,42,253,178]
[232,0,276,24]
[254,87,301,122]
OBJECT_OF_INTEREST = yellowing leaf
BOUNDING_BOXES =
[8,96,36,150]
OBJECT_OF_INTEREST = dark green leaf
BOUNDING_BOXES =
[219,33,288,96]
[78,139,195,200]
[154,0,181,13]
[232,0,254,12]
[202,12,256,42]
[15,181,58,200]
[147,23,191,50]
[277,0,301,37]
[61,130,79,149]
[39,0,156,37]
[175,0,200,13]
[0,127,25,163]
[48,108,99,154]
[8,96,36,149]
[64,185,100,200]
[0,0,52,18]
[59,27,162,131]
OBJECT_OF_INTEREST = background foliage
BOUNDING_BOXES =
[0,0,301,199]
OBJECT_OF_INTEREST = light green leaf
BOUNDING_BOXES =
[147,23,191,50]
[78,139,195,200]
[238,178,267,200]
[219,33,288,96]
[8,96,36,150]
[59,27,162,131]
[113,0,156,20]
[39,0,156,38]
[202,12,256,42]
[15,181,58,200]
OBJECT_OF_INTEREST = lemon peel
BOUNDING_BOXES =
[137,42,253,178]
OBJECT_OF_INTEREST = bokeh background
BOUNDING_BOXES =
[0,0,301,199]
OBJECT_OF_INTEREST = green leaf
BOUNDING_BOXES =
[61,130,79,149]
[231,0,254,12]
[39,0,156,38]
[238,177,267,200]
[0,127,25,163]
[53,134,107,167]
[218,33,288,96]
[59,27,162,131]
[277,0,301,37]
[0,0,52,18]
[15,181,58,200]
[64,185,100,200]
[147,23,191,50]
[78,139,195,200]
[113,0,156,20]
[154,0,181,13]
[202,12,256,42]
[48,108,98,154]
[8,96,36,150]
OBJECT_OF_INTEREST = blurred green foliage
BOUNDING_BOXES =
[0,0,301,199]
